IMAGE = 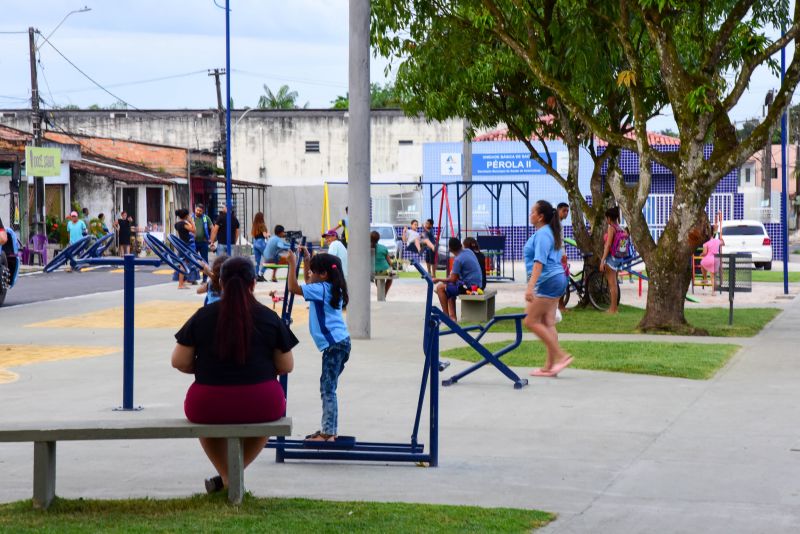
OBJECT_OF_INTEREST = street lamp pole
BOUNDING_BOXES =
[225,0,233,256]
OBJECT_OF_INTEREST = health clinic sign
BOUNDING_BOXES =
[472,153,553,176]
[25,146,62,176]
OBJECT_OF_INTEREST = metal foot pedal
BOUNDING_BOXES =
[302,436,357,449]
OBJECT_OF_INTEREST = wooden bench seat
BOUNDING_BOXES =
[372,272,399,301]
[459,289,497,323]
[0,417,292,509]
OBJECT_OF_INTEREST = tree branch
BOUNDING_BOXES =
[721,23,800,112]
[701,0,757,75]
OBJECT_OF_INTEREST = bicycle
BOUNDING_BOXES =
[560,252,620,311]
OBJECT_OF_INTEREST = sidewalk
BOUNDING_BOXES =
[1,282,799,532]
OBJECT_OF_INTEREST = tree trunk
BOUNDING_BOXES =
[637,180,711,334]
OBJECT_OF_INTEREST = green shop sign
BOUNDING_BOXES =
[25,146,61,176]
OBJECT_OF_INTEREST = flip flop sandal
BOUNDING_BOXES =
[304,430,335,442]
[550,356,574,375]
[530,369,557,377]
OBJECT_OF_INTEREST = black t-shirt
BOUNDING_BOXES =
[0,216,14,256]
[174,301,298,385]
[117,219,132,241]
[214,213,240,245]
[174,220,192,243]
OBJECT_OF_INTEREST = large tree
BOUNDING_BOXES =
[374,0,800,332]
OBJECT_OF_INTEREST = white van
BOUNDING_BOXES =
[720,220,773,270]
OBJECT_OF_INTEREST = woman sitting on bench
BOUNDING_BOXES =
[172,256,297,493]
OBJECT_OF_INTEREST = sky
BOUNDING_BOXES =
[0,1,795,133]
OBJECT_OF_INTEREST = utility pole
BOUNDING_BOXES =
[347,0,371,339]
[208,68,227,165]
[28,27,45,237]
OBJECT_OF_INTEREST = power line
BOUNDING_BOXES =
[35,31,140,111]
[0,30,27,34]
[46,70,209,96]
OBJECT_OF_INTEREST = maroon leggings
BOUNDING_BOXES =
[184,379,286,424]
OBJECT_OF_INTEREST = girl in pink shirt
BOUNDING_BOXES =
[700,234,723,295]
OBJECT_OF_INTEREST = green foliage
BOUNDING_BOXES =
[45,214,68,246]
[0,495,554,533]
[442,340,740,380]
[686,85,715,114]
[257,85,307,110]
[331,83,402,109]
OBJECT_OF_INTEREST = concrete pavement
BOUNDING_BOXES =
[0,279,798,533]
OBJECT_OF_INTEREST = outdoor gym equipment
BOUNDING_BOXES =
[268,258,441,466]
[166,234,207,272]
[438,305,529,390]
[42,233,117,273]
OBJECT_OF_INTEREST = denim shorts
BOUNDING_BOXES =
[445,282,467,299]
[535,273,567,299]
[605,256,624,271]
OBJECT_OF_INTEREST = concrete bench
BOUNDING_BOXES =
[459,289,497,323]
[372,272,398,301]
[0,417,292,509]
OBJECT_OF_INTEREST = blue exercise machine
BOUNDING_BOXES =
[41,232,190,410]
[439,311,529,390]
[268,258,441,466]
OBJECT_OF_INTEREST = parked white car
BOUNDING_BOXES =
[370,223,398,258]
[720,219,773,270]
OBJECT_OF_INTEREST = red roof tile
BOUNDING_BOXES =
[473,127,680,146]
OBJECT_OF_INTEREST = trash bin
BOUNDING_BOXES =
[717,252,753,293]
[718,252,753,325]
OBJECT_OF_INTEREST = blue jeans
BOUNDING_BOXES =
[253,237,266,275]
[196,241,209,281]
[320,337,351,435]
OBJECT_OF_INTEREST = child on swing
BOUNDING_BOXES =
[287,249,351,442]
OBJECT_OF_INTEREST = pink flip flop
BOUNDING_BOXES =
[530,368,557,377]
[550,356,574,375]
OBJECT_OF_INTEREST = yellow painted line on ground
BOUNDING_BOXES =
[26,297,308,329]
[0,344,118,384]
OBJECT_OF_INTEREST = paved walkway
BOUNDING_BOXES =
[0,280,798,533]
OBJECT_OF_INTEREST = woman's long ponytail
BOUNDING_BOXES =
[536,200,562,250]
[216,256,256,365]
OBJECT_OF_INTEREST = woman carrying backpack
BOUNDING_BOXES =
[600,206,628,314]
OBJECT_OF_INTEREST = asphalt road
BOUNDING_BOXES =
[1,266,176,308]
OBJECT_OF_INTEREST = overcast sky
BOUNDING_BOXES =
[0,0,794,133]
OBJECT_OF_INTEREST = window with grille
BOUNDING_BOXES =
[305,140,320,153]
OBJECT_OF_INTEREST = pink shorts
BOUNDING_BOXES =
[184,379,286,424]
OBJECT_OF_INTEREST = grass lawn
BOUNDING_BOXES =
[441,340,740,379]
[480,305,780,337]
[0,495,554,534]
[751,270,800,283]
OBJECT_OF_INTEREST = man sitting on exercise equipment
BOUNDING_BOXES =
[432,238,483,321]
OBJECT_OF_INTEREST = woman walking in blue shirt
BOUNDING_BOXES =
[287,249,351,442]
[523,200,571,377]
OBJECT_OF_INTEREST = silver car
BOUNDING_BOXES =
[370,223,398,257]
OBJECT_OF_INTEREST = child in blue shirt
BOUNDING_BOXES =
[287,249,351,442]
